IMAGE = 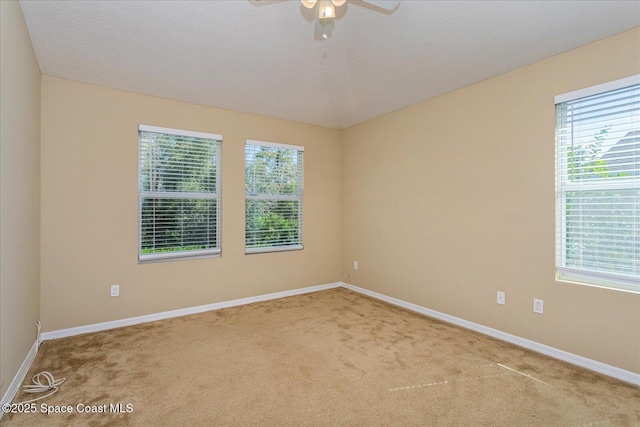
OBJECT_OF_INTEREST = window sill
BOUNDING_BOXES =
[139,249,221,264]
[555,270,639,294]
[245,244,303,255]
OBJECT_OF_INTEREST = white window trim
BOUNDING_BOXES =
[555,75,640,104]
[245,139,304,152]
[245,139,304,254]
[140,248,221,263]
[138,124,222,263]
[554,75,640,293]
[139,124,221,141]
[246,245,304,255]
[556,267,639,294]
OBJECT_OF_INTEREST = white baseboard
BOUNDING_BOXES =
[41,282,343,341]
[0,340,39,421]
[29,280,640,389]
[342,282,640,386]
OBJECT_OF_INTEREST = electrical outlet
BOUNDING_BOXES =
[533,298,543,314]
[497,291,505,305]
[353,261,358,270]
[111,284,120,297]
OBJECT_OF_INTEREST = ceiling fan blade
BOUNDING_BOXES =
[360,0,400,12]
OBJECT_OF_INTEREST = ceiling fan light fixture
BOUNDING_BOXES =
[301,0,317,9]
[301,0,396,40]
[319,1,336,19]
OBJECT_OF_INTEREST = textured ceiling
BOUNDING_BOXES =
[19,1,640,129]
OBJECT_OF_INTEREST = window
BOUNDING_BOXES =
[245,140,304,253]
[555,76,639,292]
[138,125,221,262]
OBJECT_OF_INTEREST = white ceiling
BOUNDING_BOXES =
[19,0,640,129]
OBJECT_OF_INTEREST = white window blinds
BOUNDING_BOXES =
[139,125,221,262]
[245,140,304,253]
[555,76,639,292]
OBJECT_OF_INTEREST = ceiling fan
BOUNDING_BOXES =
[304,0,400,39]
[257,0,401,40]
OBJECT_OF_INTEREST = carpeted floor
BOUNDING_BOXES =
[2,288,639,426]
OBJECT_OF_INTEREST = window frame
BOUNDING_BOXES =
[244,139,304,254]
[554,75,640,293]
[138,124,222,263]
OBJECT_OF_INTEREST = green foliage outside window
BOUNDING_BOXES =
[564,126,638,278]
[139,130,219,257]
[245,144,303,249]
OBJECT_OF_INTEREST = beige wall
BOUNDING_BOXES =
[341,28,640,373]
[0,1,42,398]
[8,14,638,388]
[40,76,342,332]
